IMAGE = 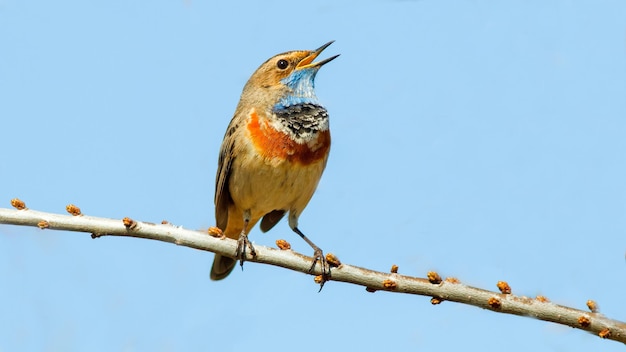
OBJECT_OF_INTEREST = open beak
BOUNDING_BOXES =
[296,40,340,70]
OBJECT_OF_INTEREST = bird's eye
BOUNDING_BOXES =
[276,59,289,70]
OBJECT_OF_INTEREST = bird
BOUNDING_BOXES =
[210,41,339,284]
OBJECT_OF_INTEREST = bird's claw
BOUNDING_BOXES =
[309,248,330,291]
[235,234,256,269]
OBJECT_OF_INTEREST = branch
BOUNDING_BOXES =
[1,201,624,344]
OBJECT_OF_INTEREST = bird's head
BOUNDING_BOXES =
[240,41,339,110]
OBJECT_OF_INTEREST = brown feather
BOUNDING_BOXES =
[260,209,286,232]
[214,123,236,232]
[210,254,237,281]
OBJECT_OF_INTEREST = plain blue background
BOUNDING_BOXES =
[1,1,625,351]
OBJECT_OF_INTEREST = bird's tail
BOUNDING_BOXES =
[210,254,237,281]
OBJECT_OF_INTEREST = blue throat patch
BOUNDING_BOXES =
[274,68,321,111]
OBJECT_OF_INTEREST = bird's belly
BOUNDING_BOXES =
[228,150,326,217]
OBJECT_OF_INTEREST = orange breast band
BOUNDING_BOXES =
[247,110,330,165]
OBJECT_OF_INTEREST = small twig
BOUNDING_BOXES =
[0,205,624,344]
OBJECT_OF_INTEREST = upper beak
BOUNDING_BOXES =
[296,40,340,70]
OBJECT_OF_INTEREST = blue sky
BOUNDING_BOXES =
[1,1,625,351]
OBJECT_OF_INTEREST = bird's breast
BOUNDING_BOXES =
[246,109,330,166]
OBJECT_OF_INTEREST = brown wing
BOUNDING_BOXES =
[214,123,237,231]
[260,209,286,232]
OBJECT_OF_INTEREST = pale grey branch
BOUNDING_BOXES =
[1,206,624,344]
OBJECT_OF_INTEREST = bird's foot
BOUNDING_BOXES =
[309,248,330,291]
[235,233,256,269]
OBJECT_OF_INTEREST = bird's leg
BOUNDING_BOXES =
[235,210,256,269]
[293,227,329,289]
